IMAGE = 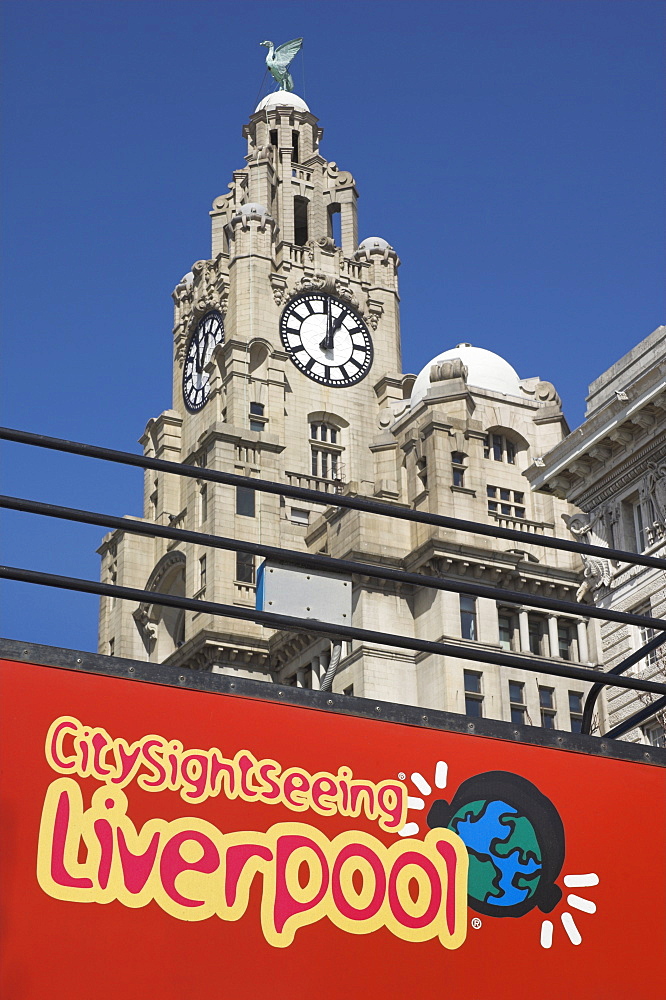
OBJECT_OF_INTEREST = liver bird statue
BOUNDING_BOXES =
[260,38,303,92]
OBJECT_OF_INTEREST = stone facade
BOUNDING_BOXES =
[526,326,666,745]
[99,92,594,734]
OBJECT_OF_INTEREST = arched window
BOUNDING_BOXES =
[135,552,186,663]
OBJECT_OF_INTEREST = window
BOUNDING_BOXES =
[294,196,309,245]
[539,687,556,729]
[569,691,584,733]
[108,638,115,657]
[291,129,300,163]
[498,612,516,651]
[509,681,526,725]
[528,615,547,656]
[460,596,477,641]
[343,684,354,697]
[416,456,428,490]
[236,551,255,584]
[484,434,516,464]
[635,602,659,667]
[269,129,278,147]
[199,555,207,592]
[487,485,525,518]
[558,622,575,660]
[464,671,483,717]
[290,508,310,526]
[310,421,343,481]
[200,484,208,523]
[451,452,466,488]
[643,722,666,748]
[249,402,267,433]
[236,486,255,517]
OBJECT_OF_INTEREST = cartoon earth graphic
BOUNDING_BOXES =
[427,771,565,918]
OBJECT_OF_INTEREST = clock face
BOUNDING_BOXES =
[183,311,224,413]
[280,293,373,387]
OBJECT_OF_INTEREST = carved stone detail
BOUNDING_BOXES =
[429,359,468,383]
[296,272,360,311]
[173,255,229,367]
[269,273,289,306]
[562,512,612,600]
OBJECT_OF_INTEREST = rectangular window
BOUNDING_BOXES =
[451,452,466,488]
[464,671,483,717]
[558,622,574,660]
[199,555,207,591]
[236,551,255,584]
[569,691,583,733]
[200,484,208,523]
[460,595,477,641]
[498,613,514,651]
[506,440,516,464]
[483,436,490,459]
[250,419,264,433]
[249,402,264,416]
[290,508,310,525]
[487,486,526,519]
[633,501,646,551]
[643,722,666,748]
[528,616,547,656]
[539,687,556,729]
[508,680,526,725]
[492,434,503,461]
[236,486,255,517]
[636,602,658,666]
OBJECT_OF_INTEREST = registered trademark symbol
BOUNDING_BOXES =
[398,772,406,780]
[471,917,482,930]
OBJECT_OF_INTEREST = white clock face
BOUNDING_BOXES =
[183,311,224,413]
[280,293,373,387]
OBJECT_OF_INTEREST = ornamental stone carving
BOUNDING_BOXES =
[296,272,359,311]
[645,461,666,524]
[429,359,468,384]
[562,511,612,601]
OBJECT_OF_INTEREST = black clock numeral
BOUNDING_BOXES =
[324,366,330,382]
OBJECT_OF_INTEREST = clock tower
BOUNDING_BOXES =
[98,89,406,677]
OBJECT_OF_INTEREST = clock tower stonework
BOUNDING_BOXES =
[98,91,406,678]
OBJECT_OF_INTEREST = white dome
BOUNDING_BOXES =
[236,202,269,217]
[358,236,390,251]
[410,343,522,408]
[255,91,309,113]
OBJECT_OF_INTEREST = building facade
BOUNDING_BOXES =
[526,326,666,745]
[98,90,594,734]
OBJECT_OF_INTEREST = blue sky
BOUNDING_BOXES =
[1,0,664,652]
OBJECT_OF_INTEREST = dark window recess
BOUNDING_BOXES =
[343,684,354,697]
[294,196,309,245]
[498,613,514,650]
[509,680,526,725]
[269,129,278,147]
[199,555,207,590]
[236,486,255,517]
[464,671,483,717]
[558,623,574,660]
[484,434,516,464]
[292,130,300,163]
[328,204,341,246]
[250,402,264,416]
[569,691,583,733]
[451,452,466,488]
[250,420,264,433]
[539,687,556,729]
[236,551,255,584]
[460,596,477,641]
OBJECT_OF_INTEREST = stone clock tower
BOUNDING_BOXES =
[98,90,406,678]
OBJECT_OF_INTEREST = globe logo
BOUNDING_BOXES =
[427,771,565,918]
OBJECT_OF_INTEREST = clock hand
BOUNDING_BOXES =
[319,302,345,351]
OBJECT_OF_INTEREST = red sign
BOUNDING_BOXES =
[1,654,664,998]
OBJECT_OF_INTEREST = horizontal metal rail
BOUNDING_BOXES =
[581,631,666,734]
[2,425,665,571]
[3,493,666,633]
[3,564,666,698]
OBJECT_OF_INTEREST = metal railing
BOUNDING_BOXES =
[1,425,665,738]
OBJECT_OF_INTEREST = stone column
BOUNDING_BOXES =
[518,610,530,653]
[548,616,560,659]
[576,620,589,663]
[296,668,306,688]
[310,654,321,690]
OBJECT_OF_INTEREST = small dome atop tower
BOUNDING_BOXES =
[255,91,310,113]
[358,236,391,251]
[410,343,522,408]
